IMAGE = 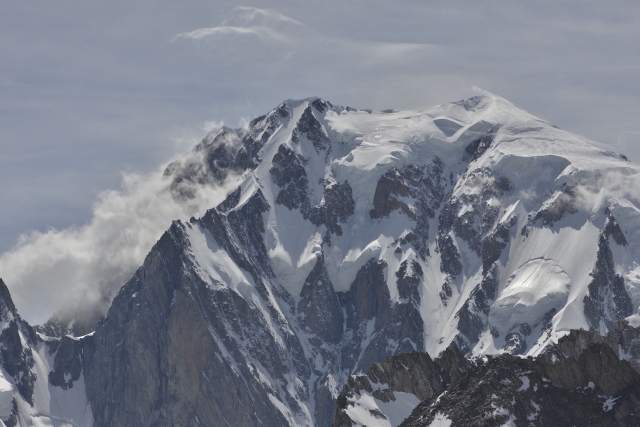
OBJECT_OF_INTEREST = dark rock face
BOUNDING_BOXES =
[235,102,290,170]
[371,160,446,259]
[339,259,424,374]
[462,126,498,162]
[35,310,104,338]
[436,164,514,350]
[292,106,332,154]
[438,167,511,257]
[334,346,471,427]
[307,179,355,240]
[84,221,303,427]
[215,186,241,213]
[603,208,628,246]
[401,344,640,427]
[298,254,425,425]
[436,233,461,305]
[164,101,294,202]
[298,256,344,344]
[0,278,99,426]
[335,326,640,427]
[503,323,532,356]
[311,98,332,114]
[481,215,518,273]
[296,255,344,427]
[200,189,273,283]
[270,144,355,240]
[454,265,499,353]
[584,214,633,331]
[555,319,640,374]
[521,185,579,236]
[271,144,311,212]
[47,336,84,390]
[164,128,244,202]
[0,279,38,407]
[436,233,462,278]
[396,259,422,305]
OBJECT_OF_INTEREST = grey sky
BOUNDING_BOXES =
[1,1,640,320]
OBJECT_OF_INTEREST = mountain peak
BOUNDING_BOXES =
[0,278,17,320]
[4,94,640,426]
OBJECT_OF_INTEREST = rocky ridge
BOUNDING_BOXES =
[335,320,640,427]
[0,279,93,427]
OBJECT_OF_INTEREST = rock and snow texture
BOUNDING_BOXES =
[0,279,93,427]
[336,320,640,427]
[181,93,640,359]
[333,346,471,427]
[80,93,640,426]
[4,93,640,427]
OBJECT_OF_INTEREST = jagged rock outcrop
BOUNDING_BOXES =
[297,256,344,344]
[333,346,471,427]
[0,280,38,408]
[521,184,579,235]
[401,342,640,427]
[47,335,84,390]
[0,279,94,427]
[292,105,332,155]
[551,319,640,374]
[334,325,640,427]
[83,221,302,427]
[270,144,355,242]
[338,259,424,375]
[370,160,447,259]
[584,212,633,331]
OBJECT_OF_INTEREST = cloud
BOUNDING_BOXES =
[173,6,315,46]
[172,6,437,66]
[3,0,640,325]
[0,142,242,325]
[221,6,308,28]
[202,119,225,134]
[616,131,640,164]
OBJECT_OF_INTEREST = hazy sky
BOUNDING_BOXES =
[1,1,640,322]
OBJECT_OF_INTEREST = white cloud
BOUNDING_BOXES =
[0,146,242,325]
[172,6,437,66]
[173,6,315,46]
[202,119,225,134]
[616,131,640,163]
[175,25,288,43]
[2,0,640,325]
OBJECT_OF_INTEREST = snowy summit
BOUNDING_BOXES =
[2,93,640,426]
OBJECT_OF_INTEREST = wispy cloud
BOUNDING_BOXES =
[173,7,315,45]
[3,1,640,325]
[0,143,241,325]
[172,6,437,65]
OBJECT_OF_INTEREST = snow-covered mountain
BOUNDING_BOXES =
[1,93,640,426]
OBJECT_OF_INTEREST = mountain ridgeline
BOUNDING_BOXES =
[2,94,640,426]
